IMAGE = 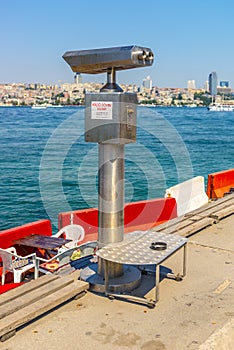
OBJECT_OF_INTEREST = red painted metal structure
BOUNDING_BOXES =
[58,197,177,243]
[0,282,23,294]
[0,199,176,284]
[0,220,52,249]
[206,169,234,199]
[1,169,233,288]
[0,198,176,250]
[0,220,52,285]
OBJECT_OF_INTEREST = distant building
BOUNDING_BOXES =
[142,76,152,90]
[217,86,232,95]
[220,81,229,88]
[204,80,209,92]
[187,80,196,89]
[208,71,217,96]
[74,73,82,84]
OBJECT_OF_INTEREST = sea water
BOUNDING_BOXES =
[0,106,233,231]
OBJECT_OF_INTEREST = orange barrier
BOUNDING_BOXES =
[58,197,177,242]
[0,220,52,249]
[206,169,234,199]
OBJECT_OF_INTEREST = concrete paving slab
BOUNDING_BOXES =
[189,214,234,252]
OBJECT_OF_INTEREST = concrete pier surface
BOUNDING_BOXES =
[2,214,234,350]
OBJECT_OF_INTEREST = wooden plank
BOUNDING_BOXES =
[159,217,213,237]
[177,217,214,237]
[152,216,189,232]
[153,195,234,234]
[209,204,234,220]
[158,221,191,235]
[186,215,208,222]
[195,200,234,218]
[0,274,59,307]
[157,216,211,235]
[184,194,234,217]
[0,275,74,319]
[154,203,219,233]
[0,280,89,339]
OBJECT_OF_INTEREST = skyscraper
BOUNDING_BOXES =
[142,76,152,90]
[74,73,82,84]
[208,72,217,96]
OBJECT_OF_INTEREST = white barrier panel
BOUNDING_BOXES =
[165,176,209,216]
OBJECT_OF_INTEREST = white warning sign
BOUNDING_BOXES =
[91,101,113,120]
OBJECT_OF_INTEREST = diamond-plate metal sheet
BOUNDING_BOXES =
[96,231,187,265]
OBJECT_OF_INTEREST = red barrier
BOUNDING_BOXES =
[124,198,177,232]
[0,282,23,294]
[58,198,177,242]
[206,169,234,199]
[0,220,52,249]
[58,208,98,239]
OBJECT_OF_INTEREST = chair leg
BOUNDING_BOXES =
[34,266,38,279]
[13,271,22,283]
[1,269,5,285]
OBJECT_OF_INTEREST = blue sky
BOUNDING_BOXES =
[1,0,234,88]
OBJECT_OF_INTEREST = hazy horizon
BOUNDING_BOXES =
[1,0,234,88]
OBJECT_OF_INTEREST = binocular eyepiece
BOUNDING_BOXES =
[137,49,154,62]
[63,45,154,74]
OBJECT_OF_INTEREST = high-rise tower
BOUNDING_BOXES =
[208,71,217,96]
[74,72,82,84]
[142,76,152,90]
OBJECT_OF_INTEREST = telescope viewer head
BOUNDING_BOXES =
[62,45,154,74]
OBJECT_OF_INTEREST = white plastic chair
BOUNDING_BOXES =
[54,224,85,248]
[0,247,38,285]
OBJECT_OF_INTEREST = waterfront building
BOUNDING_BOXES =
[0,81,206,107]
[217,86,232,95]
[204,80,209,92]
[208,71,217,96]
[187,80,196,89]
[220,81,229,88]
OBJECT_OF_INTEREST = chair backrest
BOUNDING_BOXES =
[0,247,17,271]
[56,224,85,247]
[63,224,85,241]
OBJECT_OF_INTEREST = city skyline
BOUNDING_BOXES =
[1,0,234,88]
[1,72,232,91]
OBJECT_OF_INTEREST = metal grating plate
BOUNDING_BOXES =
[96,231,187,265]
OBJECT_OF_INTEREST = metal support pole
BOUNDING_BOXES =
[100,68,123,92]
[98,143,124,277]
[155,264,160,303]
[107,68,116,85]
[182,243,188,277]
[104,260,109,295]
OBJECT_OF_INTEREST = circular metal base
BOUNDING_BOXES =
[80,263,141,294]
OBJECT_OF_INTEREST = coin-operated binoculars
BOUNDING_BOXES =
[63,46,154,291]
